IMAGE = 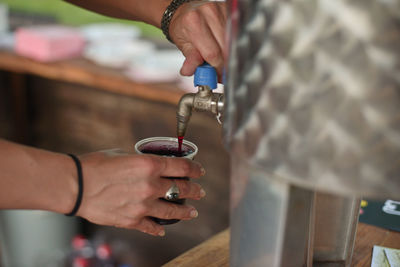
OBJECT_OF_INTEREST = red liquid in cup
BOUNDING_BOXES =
[138,139,194,225]
[139,139,193,157]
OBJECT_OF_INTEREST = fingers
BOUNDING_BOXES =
[217,2,228,23]
[196,2,226,79]
[157,156,206,179]
[174,178,206,199]
[135,218,166,237]
[117,201,200,236]
[172,2,226,79]
[148,201,199,221]
[199,3,226,55]
[180,46,204,77]
[159,178,206,200]
[121,202,199,236]
[186,21,224,77]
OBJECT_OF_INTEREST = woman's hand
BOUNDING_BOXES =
[76,149,206,236]
[169,1,227,81]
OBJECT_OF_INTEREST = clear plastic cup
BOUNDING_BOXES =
[134,137,198,225]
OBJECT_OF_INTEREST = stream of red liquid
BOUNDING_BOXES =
[178,135,184,154]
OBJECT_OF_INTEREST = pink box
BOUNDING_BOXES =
[15,25,85,62]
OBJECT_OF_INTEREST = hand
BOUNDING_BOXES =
[169,1,227,81]
[75,149,206,236]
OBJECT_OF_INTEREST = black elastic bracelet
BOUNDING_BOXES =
[161,0,190,43]
[65,154,83,217]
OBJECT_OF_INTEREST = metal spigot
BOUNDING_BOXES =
[176,63,224,137]
[176,85,224,137]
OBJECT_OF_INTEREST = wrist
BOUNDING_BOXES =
[133,0,171,28]
[64,154,84,216]
[39,152,78,214]
[161,0,191,42]
[23,151,78,214]
[50,153,79,214]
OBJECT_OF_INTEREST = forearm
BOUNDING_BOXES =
[0,139,77,214]
[64,0,170,28]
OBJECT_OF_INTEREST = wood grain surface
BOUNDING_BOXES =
[163,223,400,266]
[163,229,229,267]
[352,223,400,266]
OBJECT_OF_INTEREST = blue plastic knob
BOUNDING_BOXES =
[194,62,217,90]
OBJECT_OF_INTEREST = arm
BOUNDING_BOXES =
[0,139,77,213]
[64,0,227,80]
[64,0,169,28]
[0,139,205,236]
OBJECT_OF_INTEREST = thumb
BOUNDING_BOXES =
[180,46,204,77]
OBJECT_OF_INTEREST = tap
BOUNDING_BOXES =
[176,63,225,137]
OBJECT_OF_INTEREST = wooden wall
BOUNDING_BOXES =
[0,71,12,139]
[0,72,230,266]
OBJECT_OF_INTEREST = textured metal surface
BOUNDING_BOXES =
[229,152,359,267]
[313,193,360,265]
[225,0,398,266]
[230,156,314,267]
[225,0,400,198]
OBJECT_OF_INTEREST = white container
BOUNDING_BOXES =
[125,50,185,83]
[83,39,156,68]
[80,23,141,43]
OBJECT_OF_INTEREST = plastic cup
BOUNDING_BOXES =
[134,137,198,225]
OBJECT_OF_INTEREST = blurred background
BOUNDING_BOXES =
[0,1,229,266]
[1,0,161,35]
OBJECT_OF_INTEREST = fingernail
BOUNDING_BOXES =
[200,167,206,176]
[200,189,206,198]
[158,230,165,237]
[190,209,198,218]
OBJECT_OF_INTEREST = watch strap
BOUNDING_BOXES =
[161,0,190,43]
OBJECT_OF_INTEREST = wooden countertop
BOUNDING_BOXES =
[164,228,229,267]
[0,50,185,105]
[163,223,400,267]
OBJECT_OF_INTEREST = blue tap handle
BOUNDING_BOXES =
[194,62,218,90]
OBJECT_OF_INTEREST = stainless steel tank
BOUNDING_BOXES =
[224,0,400,266]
